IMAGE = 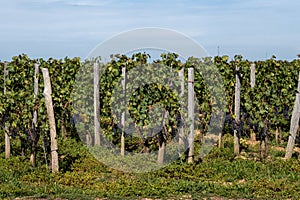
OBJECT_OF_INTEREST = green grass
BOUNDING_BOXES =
[0,135,299,200]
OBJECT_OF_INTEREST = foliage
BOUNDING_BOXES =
[0,137,299,199]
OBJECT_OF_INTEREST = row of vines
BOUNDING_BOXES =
[0,55,81,167]
[0,53,299,170]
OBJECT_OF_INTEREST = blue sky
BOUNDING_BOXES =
[0,0,299,61]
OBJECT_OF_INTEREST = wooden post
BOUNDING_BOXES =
[94,62,101,146]
[250,63,256,142]
[178,68,185,147]
[188,68,194,163]
[61,118,67,139]
[157,111,168,165]
[4,62,10,159]
[121,67,126,156]
[86,130,92,146]
[157,133,166,165]
[260,123,269,159]
[260,136,266,158]
[218,128,223,148]
[234,65,241,155]
[285,71,300,159]
[61,58,67,140]
[250,63,256,88]
[42,68,59,173]
[279,127,283,144]
[30,63,39,167]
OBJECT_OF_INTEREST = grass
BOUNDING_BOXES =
[0,134,299,200]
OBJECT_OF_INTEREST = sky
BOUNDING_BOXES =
[0,0,300,61]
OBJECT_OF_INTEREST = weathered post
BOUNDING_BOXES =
[250,63,256,142]
[42,68,59,173]
[4,62,10,159]
[157,111,168,165]
[121,66,126,156]
[30,63,39,166]
[188,67,194,163]
[250,63,256,88]
[285,71,300,159]
[178,68,185,147]
[94,62,100,146]
[234,65,241,155]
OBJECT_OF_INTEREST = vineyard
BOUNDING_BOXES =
[0,53,300,199]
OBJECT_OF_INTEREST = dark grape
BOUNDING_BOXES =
[274,107,279,116]
[176,113,184,128]
[12,128,18,139]
[284,106,289,120]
